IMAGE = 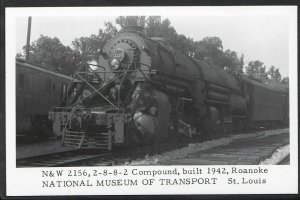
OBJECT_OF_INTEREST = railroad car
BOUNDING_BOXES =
[16,60,73,138]
[243,78,289,128]
[50,18,289,150]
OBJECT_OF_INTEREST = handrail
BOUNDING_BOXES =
[76,73,119,110]
[86,63,103,83]
[117,64,132,112]
[69,71,126,108]
[76,69,149,74]
[66,64,83,105]
[67,62,152,109]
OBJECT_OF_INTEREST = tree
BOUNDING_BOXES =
[268,66,282,82]
[259,65,269,81]
[202,37,223,50]
[115,16,127,29]
[18,16,286,84]
[238,54,245,75]
[137,16,146,28]
[173,34,195,54]
[71,21,118,64]
[268,65,276,80]
[245,60,264,79]
[145,16,162,37]
[193,37,247,75]
[281,77,289,85]
[116,16,195,54]
[223,50,244,76]
[72,34,105,63]
[273,68,282,82]
[116,16,146,29]
[103,22,118,40]
[16,52,24,59]
[194,37,227,68]
[22,35,78,75]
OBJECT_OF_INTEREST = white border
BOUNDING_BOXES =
[6,6,298,196]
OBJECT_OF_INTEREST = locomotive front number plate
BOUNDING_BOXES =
[114,48,125,62]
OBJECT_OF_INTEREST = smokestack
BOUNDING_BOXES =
[25,16,32,62]
[123,16,143,32]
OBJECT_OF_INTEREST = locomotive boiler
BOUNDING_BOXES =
[50,18,288,150]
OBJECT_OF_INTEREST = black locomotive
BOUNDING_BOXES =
[16,60,73,138]
[50,19,289,150]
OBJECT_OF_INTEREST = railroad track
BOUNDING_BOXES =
[150,129,290,165]
[278,154,290,165]
[17,128,290,167]
[17,150,112,167]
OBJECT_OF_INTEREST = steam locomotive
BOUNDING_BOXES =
[49,19,289,150]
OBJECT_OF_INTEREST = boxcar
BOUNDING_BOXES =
[16,60,73,137]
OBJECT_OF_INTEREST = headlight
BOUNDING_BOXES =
[110,58,120,70]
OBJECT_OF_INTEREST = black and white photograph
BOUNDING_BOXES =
[5,6,298,196]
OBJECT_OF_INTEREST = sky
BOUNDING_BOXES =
[15,14,290,77]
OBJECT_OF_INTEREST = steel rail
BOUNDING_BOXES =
[17,150,111,167]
